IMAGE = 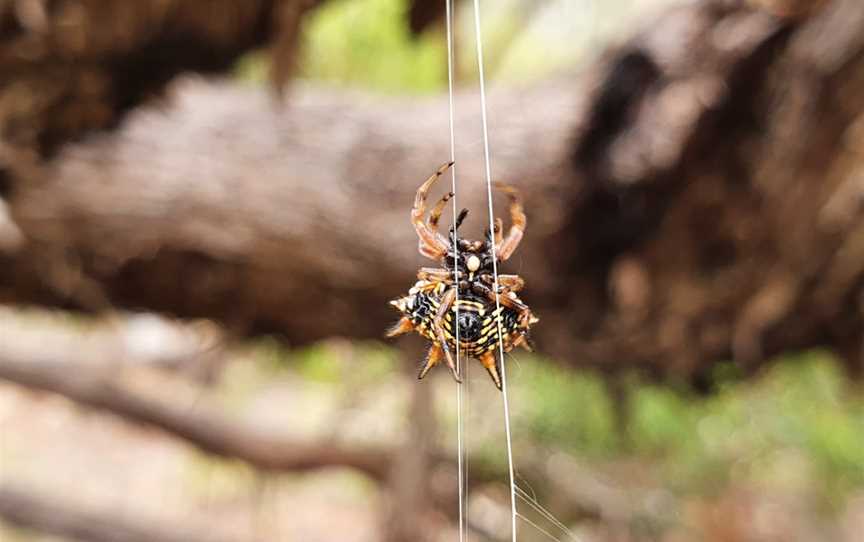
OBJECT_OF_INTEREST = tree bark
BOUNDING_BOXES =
[3,0,864,382]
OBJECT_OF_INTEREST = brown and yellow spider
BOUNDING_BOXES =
[386,162,538,390]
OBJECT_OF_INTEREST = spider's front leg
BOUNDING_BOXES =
[428,190,453,230]
[432,286,462,383]
[412,162,454,261]
[491,183,526,261]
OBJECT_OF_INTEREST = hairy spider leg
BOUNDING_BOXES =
[418,343,444,380]
[492,274,525,292]
[417,267,453,283]
[473,281,538,329]
[492,182,526,262]
[412,162,454,260]
[432,287,462,382]
[428,191,454,228]
[512,333,535,352]
[477,274,536,351]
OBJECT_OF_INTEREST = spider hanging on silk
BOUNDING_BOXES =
[386,162,538,390]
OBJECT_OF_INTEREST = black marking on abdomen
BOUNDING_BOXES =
[409,292,519,355]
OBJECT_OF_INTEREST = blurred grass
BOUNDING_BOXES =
[516,350,864,508]
[258,339,864,509]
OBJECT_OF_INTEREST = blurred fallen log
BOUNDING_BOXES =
[0,352,392,479]
[3,0,864,383]
[0,483,244,542]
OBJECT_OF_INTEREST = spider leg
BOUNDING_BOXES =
[418,343,443,380]
[484,218,503,247]
[473,282,538,329]
[478,350,502,390]
[385,316,414,337]
[428,191,453,228]
[413,162,454,261]
[417,267,453,283]
[492,182,525,261]
[495,274,525,292]
[432,287,462,383]
[513,332,534,352]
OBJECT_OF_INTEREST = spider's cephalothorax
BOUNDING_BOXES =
[386,161,538,390]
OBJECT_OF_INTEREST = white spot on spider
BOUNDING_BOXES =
[406,296,415,309]
[467,255,481,272]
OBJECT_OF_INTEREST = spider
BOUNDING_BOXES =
[386,161,538,390]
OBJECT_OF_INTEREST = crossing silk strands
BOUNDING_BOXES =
[444,2,585,540]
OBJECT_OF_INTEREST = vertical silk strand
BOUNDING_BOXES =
[445,1,467,540]
[470,0,518,539]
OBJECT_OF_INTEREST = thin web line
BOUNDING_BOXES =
[470,0,518,540]
[516,512,569,542]
[445,1,467,540]
[516,486,582,542]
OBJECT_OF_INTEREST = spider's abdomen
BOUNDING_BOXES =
[454,310,483,342]
[443,299,521,357]
[392,283,522,357]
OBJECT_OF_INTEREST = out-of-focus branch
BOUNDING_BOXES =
[0,483,243,542]
[0,352,391,480]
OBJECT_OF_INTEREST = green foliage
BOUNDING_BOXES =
[236,337,864,508]
[233,50,269,85]
[515,360,620,456]
[299,0,446,93]
[292,341,397,384]
[235,0,677,91]
[513,350,864,505]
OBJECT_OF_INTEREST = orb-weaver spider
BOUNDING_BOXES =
[386,162,538,389]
